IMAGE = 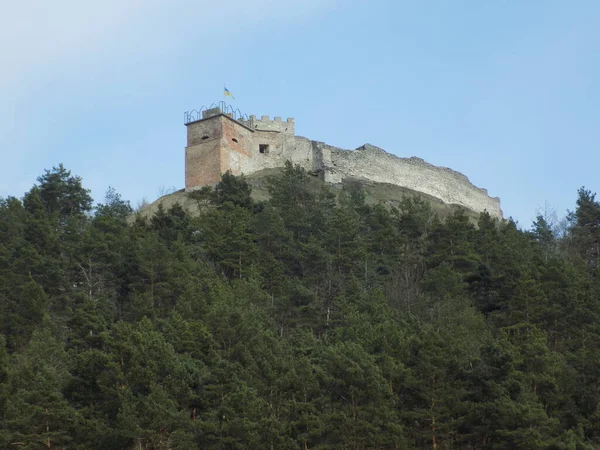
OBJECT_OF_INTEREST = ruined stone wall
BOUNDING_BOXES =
[223,133,501,217]
[226,131,314,175]
[320,142,502,218]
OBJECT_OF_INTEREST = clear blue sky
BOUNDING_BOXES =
[2,1,599,227]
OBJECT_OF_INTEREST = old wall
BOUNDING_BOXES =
[185,138,221,188]
[186,117,222,146]
[220,118,254,175]
[324,143,502,218]
[231,132,315,174]
[185,117,225,188]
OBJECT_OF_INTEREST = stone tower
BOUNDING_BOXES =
[184,105,295,190]
[183,103,502,218]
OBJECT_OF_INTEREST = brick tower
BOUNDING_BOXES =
[184,105,295,191]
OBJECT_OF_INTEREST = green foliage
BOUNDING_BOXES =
[4,328,79,449]
[33,163,93,221]
[567,187,600,268]
[212,170,253,209]
[96,186,133,221]
[2,166,600,448]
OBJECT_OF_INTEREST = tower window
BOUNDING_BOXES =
[259,144,269,154]
[201,135,209,140]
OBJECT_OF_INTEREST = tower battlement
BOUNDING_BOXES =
[239,115,295,135]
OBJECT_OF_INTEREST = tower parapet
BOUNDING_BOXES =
[184,101,249,125]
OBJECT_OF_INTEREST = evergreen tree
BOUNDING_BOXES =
[212,170,253,210]
[1,166,600,448]
[35,163,93,223]
[568,187,600,268]
[5,327,80,449]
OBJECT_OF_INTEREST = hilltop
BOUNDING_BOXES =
[183,103,502,218]
[138,166,483,222]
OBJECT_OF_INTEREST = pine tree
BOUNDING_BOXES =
[5,327,80,448]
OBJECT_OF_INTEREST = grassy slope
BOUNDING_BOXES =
[136,168,480,222]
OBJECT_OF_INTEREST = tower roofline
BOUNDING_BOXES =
[184,112,255,133]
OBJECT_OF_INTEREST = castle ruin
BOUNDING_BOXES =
[184,104,502,218]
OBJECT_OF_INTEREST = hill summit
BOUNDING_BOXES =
[182,102,502,218]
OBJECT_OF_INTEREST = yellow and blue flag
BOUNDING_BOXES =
[224,87,235,100]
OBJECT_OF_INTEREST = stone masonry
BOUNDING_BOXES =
[184,107,502,218]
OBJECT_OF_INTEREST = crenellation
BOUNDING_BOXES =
[184,105,502,218]
[243,115,296,134]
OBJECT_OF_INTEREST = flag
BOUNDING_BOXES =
[224,87,235,100]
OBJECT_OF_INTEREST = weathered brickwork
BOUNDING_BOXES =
[185,138,221,187]
[186,117,222,146]
[184,109,503,218]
